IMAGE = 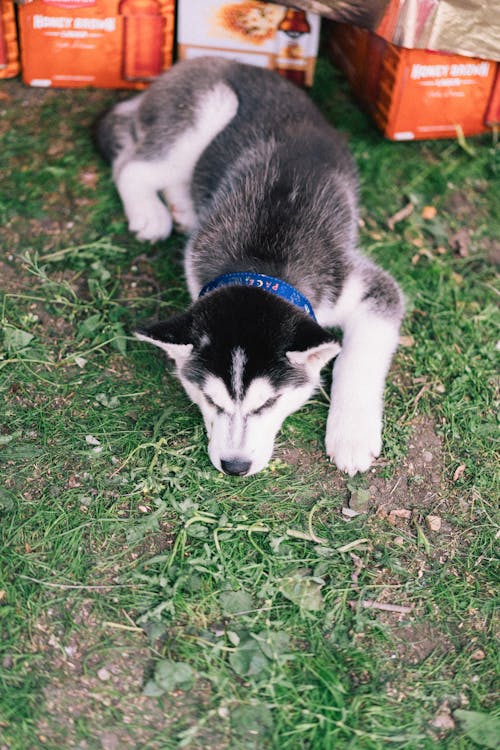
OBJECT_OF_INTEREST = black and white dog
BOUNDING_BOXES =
[96,57,404,477]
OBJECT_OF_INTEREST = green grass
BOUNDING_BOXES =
[0,57,499,749]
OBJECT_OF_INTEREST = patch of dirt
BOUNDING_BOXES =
[0,257,33,295]
[27,600,228,750]
[368,416,446,513]
[389,621,455,665]
[277,416,448,518]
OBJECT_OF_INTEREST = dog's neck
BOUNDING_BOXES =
[198,272,316,321]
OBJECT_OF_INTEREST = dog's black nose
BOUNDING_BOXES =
[221,458,251,476]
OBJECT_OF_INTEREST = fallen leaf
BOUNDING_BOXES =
[3,326,35,352]
[342,506,360,519]
[453,710,500,749]
[399,334,415,347]
[453,464,466,482]
[422,205,437,220]
[279,571,324,611]
[220,590,254,616]
[348,487,371,513]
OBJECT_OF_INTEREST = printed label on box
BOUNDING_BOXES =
[18,0,174,88]
[329,23,497,140]
[178,0,320,87]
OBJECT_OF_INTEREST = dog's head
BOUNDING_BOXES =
[136,287,340,476]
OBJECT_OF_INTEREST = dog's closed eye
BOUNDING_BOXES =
[204,394,226,415]
[249,396,278,416]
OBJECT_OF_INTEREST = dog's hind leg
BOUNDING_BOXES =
[112,81,239,242]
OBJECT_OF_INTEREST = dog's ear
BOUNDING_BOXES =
[286,318,341,377]
[135,314,193,366]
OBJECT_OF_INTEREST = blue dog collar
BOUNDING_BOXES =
[198,272,316,321]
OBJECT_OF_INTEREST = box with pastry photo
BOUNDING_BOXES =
[177,0,321,87]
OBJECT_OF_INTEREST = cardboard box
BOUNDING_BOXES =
[0,0,20,78]
[286,1,500,64]
[485,68,500,126]
[18,0,175,89]
[177,1,321,87]
[329,23,498,140]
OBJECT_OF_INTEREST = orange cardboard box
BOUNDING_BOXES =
[0,0,20,78]
[18,0,175,89]
[329,22,497,140]
[485,68,500,126]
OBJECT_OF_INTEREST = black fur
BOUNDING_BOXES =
[139,286,336,395]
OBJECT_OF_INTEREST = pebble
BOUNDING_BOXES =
[100,732,119,750]
[426,515,442,532]
[471,648,486,660]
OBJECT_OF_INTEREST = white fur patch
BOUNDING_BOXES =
[242,377,276,414]
[315,273,365,328]
[231,347,246,401]
[114,83,238,243]
[134,332,193,367]
[203,375,235,415]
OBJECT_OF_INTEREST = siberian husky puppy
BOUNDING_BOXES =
[96,57,404,477]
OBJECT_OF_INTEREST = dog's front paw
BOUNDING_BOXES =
[127,199,173,242]
[325,408,382,476]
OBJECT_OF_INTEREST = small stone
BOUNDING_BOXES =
[471,648,485,660]
[426,515,442,532]
[388,508,411,525]
[431,711,455,731]
[97,667,111,681]
[100,732,119,750]
[422,450,433,463]
[393,536,405,546]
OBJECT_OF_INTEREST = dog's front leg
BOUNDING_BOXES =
[325,311,400,475]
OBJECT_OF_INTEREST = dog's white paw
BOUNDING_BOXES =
[127,199,173,242]
[325,407,382,476]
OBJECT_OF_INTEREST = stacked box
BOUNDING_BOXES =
[0,0,20,78]
[17,0,175,89]
[329,23,497,140]
[485,68,500,126]
[177,0,321,87]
